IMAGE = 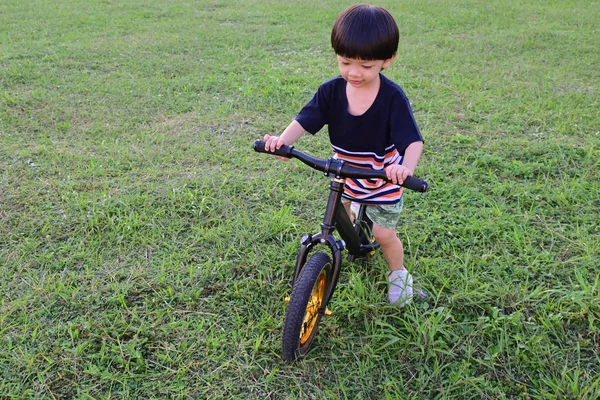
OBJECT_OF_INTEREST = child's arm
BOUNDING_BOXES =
[400,140,423,173]
[263,120,306,160]
[385,140,423,185]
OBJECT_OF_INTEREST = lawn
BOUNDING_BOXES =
[1,0,599,398]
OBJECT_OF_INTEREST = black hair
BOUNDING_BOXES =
[331,4,399,61]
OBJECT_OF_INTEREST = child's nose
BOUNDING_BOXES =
[348,67,360,77]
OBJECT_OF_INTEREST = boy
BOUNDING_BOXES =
[263,4,424,306]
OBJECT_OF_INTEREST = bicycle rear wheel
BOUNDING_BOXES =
[281,252,332,362]
[347,204,377,262]
[356,211,374,246]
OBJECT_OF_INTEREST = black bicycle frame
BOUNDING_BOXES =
[291,175,378,314]
[253,139,428,315]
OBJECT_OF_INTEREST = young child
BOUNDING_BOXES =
[263,4,424,306]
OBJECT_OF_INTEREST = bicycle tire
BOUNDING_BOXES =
[347,207,377,262]
[357,212,374,246]
[281,252,332,362]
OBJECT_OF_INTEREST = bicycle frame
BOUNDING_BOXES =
[291,175,378,315]
[253,139,428,316]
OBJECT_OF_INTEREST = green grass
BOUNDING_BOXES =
[1,0,599,398]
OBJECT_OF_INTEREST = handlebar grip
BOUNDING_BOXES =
[253,139,429,192]
[253,140,293,158]
[402,176,429,193]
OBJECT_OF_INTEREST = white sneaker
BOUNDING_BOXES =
[388,269,413,306]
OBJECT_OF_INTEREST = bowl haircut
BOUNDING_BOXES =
[331,4,399,61]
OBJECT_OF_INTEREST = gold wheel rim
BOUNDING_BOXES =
[299,270,327,345]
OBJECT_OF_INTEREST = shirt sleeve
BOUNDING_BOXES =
[389,92,423,155]
[294,82,332,135]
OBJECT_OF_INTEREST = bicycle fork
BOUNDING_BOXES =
[288,177,348,316]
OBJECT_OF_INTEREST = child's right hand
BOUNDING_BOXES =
[263,134,290,161]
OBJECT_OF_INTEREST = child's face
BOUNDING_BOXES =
[336,55,395,89]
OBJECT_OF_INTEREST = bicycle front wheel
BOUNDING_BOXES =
[281,252,332,362]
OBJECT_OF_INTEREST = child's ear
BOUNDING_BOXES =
[382,53,396,69]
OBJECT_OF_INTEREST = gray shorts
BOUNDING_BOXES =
[343,197,404,230]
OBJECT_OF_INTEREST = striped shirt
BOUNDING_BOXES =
[295,74,423,205]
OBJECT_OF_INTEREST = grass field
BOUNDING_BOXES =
[1,0,599,398]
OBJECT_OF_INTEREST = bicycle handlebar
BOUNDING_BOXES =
[253,140,428,193]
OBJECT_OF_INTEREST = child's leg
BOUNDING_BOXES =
[342,201,353,221]
[372,224,405,271]
[342,199,363,225]
[373,224,413,305]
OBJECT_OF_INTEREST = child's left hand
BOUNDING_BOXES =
[385,164,412,185]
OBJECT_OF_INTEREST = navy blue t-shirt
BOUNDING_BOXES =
[295,74,423,204]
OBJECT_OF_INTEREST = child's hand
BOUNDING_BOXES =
[385,164,412,185]
[263,134,290,161]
